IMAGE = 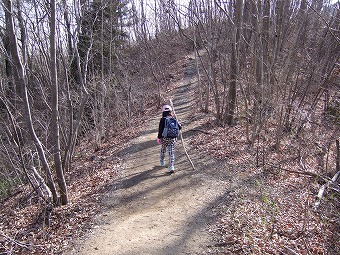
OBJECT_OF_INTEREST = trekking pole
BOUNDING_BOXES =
[170,99,196,170]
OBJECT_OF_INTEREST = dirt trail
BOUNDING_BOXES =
[66,56,229,255]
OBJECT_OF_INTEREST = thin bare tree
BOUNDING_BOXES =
[50,0,68,205]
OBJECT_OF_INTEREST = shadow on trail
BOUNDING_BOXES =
[104,164,194,214]
[117,139,159,157]
[180,121,214,139]
[107,158,262,255]
[156,168,266,254]
[113,166,173,191]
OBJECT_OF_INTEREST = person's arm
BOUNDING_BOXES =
[157,118,165,139]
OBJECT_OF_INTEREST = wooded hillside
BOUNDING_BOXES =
[0,0,339,254]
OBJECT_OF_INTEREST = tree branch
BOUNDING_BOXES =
[170,99,196,170]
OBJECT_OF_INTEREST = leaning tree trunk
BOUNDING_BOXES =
[4,0,58,204]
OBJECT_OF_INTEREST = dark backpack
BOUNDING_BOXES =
[162,117,179,138]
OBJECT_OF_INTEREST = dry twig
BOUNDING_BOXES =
[315,170,340,209]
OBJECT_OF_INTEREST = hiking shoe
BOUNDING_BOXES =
[169,166,175,173]
[160,160,165,166]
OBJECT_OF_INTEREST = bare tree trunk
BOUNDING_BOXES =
[336,140,340,174]
[2,0,15,98]
[226,41,237,125]
[61,66,74,172]
[226,0,242,126]
[194,44,203,110]
[60,0,74,172]
[62,0,73,58]
[250,0,265,145]
[50,0,68,205]
[94,0,106,148]
[99,0,106,142]
[263,0,270,91]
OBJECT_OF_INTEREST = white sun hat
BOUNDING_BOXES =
[162,105,172,112]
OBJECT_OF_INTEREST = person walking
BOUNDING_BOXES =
[157,104,181,173]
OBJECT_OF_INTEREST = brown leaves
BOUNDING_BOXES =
[0,121,145,254]
[190,117,338,254]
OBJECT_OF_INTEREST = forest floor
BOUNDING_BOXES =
[1,52,338,255]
